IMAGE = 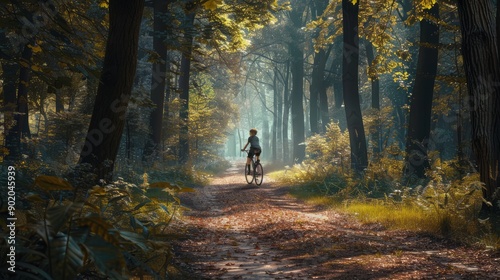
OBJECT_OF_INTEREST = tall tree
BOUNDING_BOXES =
[342,0,368,171]
[289,0,307,163]
[404,3,440,178]
[144,0,169,161]
[78,0,145,182]
[309,0,330,135]
[456,0,500,213]
[4,43,33,162]
[0,36,20,162]
[365,40,381,154]
[178,1,196,164]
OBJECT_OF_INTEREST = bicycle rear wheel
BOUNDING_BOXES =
[245,165,253,184]
[254,163,263,186]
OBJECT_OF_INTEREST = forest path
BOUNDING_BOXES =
[171,162,499,279]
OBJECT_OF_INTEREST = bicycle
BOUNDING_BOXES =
[242,149,263,186]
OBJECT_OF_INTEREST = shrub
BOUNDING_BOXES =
[0,175,193,280]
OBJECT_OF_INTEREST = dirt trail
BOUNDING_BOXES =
[171,162,499,279]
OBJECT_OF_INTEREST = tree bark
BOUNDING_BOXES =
[342,0,368,171]
[457,0,500,213]
[365,40,381,155]
[289,42,305,163]
[11,44,33,158]
[178,4,196,164]
[309,0,329,135]
[282,60,290,164]
[287,0,306,163]
[310,48,327,135]
[404,3,439,178]
[144,0,168,161]
[2,61,19,163]
[272,72,278,161]
[78,0,145,182]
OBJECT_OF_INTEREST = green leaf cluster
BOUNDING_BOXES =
[0,175,193,279]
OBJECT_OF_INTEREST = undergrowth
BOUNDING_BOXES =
[272,122,500,250]
[0,160,205,280]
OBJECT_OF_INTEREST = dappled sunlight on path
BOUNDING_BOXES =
[170,163,500,279]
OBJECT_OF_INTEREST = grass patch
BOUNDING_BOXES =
[276,165,500,250]
[342,201,432,231]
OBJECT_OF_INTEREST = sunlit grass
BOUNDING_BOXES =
[275,166,500,250]
[342,202,432,231]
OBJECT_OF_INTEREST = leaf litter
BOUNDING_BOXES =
[169,164,499,279]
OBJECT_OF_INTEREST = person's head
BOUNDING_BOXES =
[249,128,258,136]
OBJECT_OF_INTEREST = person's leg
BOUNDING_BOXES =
[246,150,253,174]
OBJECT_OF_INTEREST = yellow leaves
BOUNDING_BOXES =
[31,64,42,72]
[393,71,409,83]
[28,44,42,53]
[99,1,108,9]
[420,0,437,10]
[89,186,107,196]
[203,0,223,11]
[35,175,73,192]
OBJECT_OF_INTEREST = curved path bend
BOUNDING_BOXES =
[171,163,499,279]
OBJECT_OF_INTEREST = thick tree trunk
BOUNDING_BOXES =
[310,0,329,135]
[457,0,500,213]
[404,3,439,178]
[178,6,196,164]
[78,0,145,182]
[144,0,168,161]
[342,0,368,171]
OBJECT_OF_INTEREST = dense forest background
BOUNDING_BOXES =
[1,0,500,279]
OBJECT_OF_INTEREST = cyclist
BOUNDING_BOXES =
[241,128,261,175]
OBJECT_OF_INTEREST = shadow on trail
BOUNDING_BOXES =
[172,163,498,279]
[173,214,489,279]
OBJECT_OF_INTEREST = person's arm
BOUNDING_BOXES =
[241,142,249,151]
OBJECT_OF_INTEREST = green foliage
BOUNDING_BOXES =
[277,118,499,246]
[0,175,192,279]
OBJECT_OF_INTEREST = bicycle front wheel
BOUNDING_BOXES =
[254,163,263,186]
[245,165,254,184]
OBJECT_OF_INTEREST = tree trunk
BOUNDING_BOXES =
[310,0,329,135]
[275,67,283,162]
[2,62,19,163]
[144,0,168,161]
[289,43,305,163]
[310,48,327,135]
[282,61,290,164]
[365,40,381,155]
[404,3,439,178]
[261,94,270,160]
[78,0,145,182]
[11,44,33,158]
[272,73,278,161]
[342,0,368,171]
[178,5,196,164]
[457,0,500,213]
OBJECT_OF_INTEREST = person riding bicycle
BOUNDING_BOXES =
[241,128,261,175]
